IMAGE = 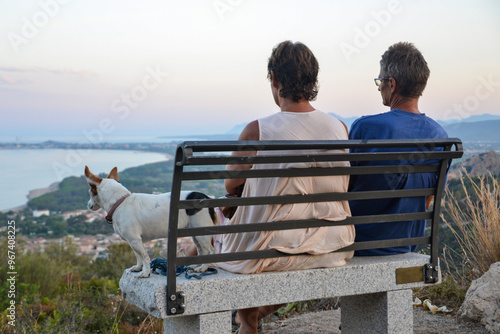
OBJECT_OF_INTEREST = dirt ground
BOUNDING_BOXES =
[260,307,488,334]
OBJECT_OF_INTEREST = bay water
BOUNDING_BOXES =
[0,149,168,211]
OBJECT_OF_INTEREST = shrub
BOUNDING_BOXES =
[442,171,500,283]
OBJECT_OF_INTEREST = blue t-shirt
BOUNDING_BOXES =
[348,109,448,256]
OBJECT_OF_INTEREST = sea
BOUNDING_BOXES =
[0,136,184,211]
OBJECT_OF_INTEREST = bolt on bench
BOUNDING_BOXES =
[120,138,463,334]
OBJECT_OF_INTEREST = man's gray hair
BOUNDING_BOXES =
[380,42,430,98]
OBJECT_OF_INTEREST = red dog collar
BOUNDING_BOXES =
[105,194,130,223]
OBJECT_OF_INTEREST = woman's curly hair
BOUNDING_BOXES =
[267,41,319,102]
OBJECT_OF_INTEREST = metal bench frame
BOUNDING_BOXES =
[163,138,463,315]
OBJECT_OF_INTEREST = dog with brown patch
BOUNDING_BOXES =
[84,166,216,278]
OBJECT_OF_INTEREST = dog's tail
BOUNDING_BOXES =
[185,191,218,225]
[211,207,219,226]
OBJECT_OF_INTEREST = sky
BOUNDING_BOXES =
[1,0,500,140]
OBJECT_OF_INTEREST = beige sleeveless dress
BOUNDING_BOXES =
[217,111,355,274]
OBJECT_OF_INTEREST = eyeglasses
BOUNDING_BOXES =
[374,78,390,87]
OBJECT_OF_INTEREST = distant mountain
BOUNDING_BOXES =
[226,114,500,139]
[437,113,500,126]
[443,120,500,142]
[225,123,246,135]
[327,113,359,128]
[449,150,500,178]
[162,113,500,142]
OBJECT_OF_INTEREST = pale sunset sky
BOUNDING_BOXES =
[1,0,499,140]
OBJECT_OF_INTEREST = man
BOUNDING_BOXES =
[349,42,448,256]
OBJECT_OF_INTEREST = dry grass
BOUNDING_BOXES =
[414,172,500,311]
[442,171,500,282]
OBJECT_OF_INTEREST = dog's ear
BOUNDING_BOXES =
[107,167,119,182]
[85,166,102,185]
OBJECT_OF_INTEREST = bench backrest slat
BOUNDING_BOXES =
[183,151,463,166]
[176,212,433,238]
[181,165,441,181]
[178,138,462,153]
[175,189,434,209]
[175,236,431,267]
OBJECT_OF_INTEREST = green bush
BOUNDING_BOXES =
[0,238,162,333]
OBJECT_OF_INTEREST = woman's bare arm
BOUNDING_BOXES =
[225,120,259,194]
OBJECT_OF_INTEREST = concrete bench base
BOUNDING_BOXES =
[120,253,439,334]
[163,311,231,333]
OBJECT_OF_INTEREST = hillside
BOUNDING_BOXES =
[443,120,500,142]
[449,150,500,178]
[27,161,226,212]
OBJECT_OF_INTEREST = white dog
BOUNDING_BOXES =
[85,166,217,278]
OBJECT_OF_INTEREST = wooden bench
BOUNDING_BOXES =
[120,138,463,334]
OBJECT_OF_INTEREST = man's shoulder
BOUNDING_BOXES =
[351,111,392,128]
[353,111,392,124]
[414,113,448,137]
[423,115,447,132]
[350,111,393,138]
[350,110,448,139]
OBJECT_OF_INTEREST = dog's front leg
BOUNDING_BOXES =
[127,238,151,278]
[191,235,215,273]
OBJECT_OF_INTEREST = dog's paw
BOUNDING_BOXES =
[136,271,150,278]
[129,264,143,272]
[191,264,209,273]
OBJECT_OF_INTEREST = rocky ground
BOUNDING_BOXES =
[259,307,488,333]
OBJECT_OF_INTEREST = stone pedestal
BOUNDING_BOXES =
[164,311,231,334]
[341,289,413,334]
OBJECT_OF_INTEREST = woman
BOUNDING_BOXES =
[220,40,354,334]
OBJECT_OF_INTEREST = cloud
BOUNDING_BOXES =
[0,74,16,84]
[0,66,96,86]
[0,73,31,85]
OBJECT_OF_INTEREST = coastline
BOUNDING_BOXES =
[2,204,27,213]
[0,147,171,213]
[27,182,60,201]
[1,182,60,213]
